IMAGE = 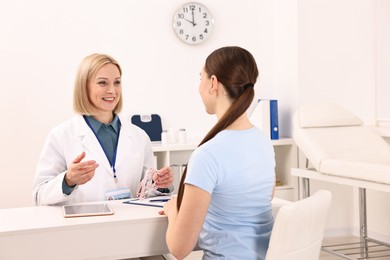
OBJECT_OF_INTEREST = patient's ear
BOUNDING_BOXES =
[210,75,226,96]
[209,75,218,94]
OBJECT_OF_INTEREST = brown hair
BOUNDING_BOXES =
[73,53,123,115]
[176,46,259,210]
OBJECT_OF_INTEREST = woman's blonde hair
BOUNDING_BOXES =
[73,53,123,115]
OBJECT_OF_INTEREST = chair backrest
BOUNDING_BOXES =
[293,102,390,171]
[265,190,332,260]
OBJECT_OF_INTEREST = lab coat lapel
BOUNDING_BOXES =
[75,116,113,174]
[115,123,133,167]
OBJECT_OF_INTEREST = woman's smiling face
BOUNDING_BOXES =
[87,63,122,117]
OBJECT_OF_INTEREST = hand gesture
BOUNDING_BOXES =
[64,152,99,186]
[153,166,173,189]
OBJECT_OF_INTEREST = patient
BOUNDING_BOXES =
[162,46,276,260]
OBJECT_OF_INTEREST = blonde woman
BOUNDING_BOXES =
[33,53,172,206]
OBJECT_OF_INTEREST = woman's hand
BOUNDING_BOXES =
[64,152,99,186]
[153,166,173,188]
[159,196,177,216]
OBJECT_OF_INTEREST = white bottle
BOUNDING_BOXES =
[161,130,168,145]
[178,128,187,144]
[167,128,175,144]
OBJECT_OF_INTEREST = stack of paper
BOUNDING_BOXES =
[123,195,172,208]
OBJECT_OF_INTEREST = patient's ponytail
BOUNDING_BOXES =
[176,46,259,210]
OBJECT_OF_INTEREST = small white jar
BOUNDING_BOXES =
[167,128,175,144]
[178,128,187,144]
[161,130,168,145]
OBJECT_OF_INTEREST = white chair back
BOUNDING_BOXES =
[265,190,332,260]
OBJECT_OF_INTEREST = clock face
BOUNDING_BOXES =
[173,2,214,45]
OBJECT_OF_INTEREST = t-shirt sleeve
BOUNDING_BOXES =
[184,148,219,194]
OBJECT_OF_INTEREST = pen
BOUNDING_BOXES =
[149,199,170,202]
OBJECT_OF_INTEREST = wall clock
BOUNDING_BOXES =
[173,2,214,45]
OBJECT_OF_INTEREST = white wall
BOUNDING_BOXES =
[0,0,388,242]
[367,0,390,244]
[297,0,390,243]
[1,0,292,208]
[377,0,390,122]
[297,0,376,122]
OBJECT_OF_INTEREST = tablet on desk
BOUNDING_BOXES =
[63,203,114,218]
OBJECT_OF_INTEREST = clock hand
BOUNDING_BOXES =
[191,9,196,27]
[183,18,195,25]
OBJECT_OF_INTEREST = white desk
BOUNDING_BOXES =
[0,200,169,260]
[0,198,291,260]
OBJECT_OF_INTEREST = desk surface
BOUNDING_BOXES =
[0,198,290,260]
[0,200,169,260]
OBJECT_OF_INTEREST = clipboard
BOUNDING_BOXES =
[131,114,162,142]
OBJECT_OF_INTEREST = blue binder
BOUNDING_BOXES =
[131,114,162,142]
[249,99,279,140]
[269,100,279,140]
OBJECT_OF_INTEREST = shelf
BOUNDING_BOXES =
[152,138,294,152]
[151,142,198,152]
[152,137,298,201]
[276,185,294,190]
[271,138,294,146]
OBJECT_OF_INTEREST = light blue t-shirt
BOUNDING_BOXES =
[185,127,275,260]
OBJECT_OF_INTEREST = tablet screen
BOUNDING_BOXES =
[63,203,114,218]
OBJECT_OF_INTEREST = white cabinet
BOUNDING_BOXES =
[152,142,197,194]
[272,139,298,201]
[152,138,297,201]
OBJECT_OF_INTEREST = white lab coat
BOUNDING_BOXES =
[33,115,155,206]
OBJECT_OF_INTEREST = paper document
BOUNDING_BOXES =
[123,195,171,208]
